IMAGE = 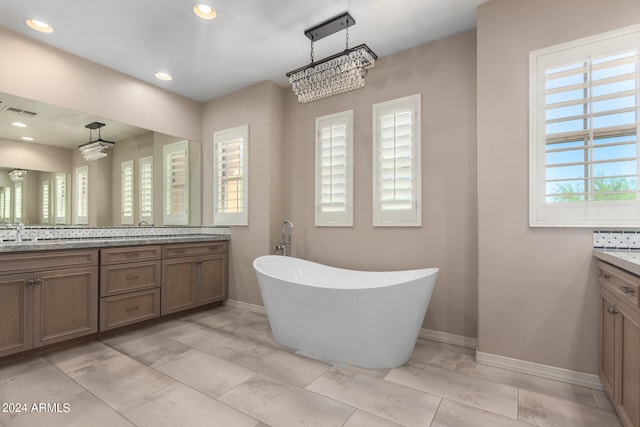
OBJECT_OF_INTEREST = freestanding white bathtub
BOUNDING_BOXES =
[253,255,438,369]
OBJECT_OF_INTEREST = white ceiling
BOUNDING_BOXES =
[0,0,487,103]
[0,0,487,149]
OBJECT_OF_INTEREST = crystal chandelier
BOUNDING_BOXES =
[8,169,27,182]
[286,12,377,103]
[79,121,114,161]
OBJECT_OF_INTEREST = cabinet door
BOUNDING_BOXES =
[33,266,98,347]
[198,254,227,305]
[600,291,618,399]
[162,257,197,315]
[0,273,33,357]
[618,305,640,427]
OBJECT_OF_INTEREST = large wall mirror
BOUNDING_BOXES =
[0,92,201,226]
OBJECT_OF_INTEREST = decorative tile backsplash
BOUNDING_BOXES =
[0,225,229,243]
[593,230,640,250]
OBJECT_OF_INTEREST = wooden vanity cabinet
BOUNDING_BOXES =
[99,246,161,331]
[598,260,640,427]
[161,241,228,315]
[0,250,98,358]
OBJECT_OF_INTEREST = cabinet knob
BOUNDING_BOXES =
[607,306,619,315]
[599,270,611,279]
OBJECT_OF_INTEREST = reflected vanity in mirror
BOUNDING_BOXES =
[0,92,201,226]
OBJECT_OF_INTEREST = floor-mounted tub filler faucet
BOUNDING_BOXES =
[275,220,293,256]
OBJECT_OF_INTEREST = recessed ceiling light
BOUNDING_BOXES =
[11,122,27,128]
[154,72,173,81]
[21,137,34,141]
[193,4,217,20]
[26,19,53,33]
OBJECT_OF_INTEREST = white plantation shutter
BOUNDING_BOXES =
[139,156,153,223]
[163,141,189,225]
[213,125,249,226]
[75,166,88,224]
[530,25,640,226]
[41,180,51,224]
[121,160,134,224]
[315,110,353,226]
[0,187,9,223]
[55,172,67,224]
[373,94,421,226]
[13,182,22,222]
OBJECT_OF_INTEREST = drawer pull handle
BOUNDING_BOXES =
[607,306,619,315]
[620,285,635,295]
[126,253,140,258]
[599,270,611,279]
[125,306,140,312]
[126,274,139,280]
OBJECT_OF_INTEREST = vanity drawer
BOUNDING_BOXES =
[99,288,160,331]
[162,241,228,258]
[597,261,639,307]
[0,249,98,274]
[100,246,161,265]
[100,261,161,297]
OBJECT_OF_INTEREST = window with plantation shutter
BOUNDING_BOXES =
[315,110,353,226]
[139,156,153,224]
[373,94,422,226]
[75,166,88,224]
[0,187,9,223]
[14,182,22,223]
[530,25,640,227]
[163,141,189,225]
[213,125,249,226]
[121,160,134,225]
[55,172,67,224]
[41,180,50,224]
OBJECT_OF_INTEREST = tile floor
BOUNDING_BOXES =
[0,306,623,427]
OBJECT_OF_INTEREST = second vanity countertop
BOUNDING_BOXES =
[593,249,640,277]
[0,234,229,253]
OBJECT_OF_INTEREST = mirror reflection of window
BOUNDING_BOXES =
[41,179,51,224]
[0,187,11,223]
[121,160,134,225]
[163,141,189,225]
[14,181,22,223]
[74,167,88,225]
[139,156,153,224]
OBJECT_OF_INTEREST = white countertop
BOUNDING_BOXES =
[593,249,640,276]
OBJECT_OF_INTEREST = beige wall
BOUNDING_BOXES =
[202,81,285,305]
[0,27,201,143]
[0,138,72,173]
[282,31,478,338]
[477,0,640,374]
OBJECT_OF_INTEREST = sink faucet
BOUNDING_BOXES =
[15,222,25,242]
[138,220,151,226]
[275,220,293,256]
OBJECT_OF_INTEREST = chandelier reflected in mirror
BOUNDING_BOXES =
[286,12,377,103]
[8,169,27,182]
[79,121,114,161]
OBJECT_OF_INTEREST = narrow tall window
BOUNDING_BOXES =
[121,160,134,225]
[373,94,422,226]
[75,166,88,224]
[54,172,67,224]
[41,180,51,224]
[213,125,249,226]
[315,111,353,226]
[13,181,22,223]
[530,25,640,226]
[0,187,11,223]
[139,156,153,224]
[163,141,189,225]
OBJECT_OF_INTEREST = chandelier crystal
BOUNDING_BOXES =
[79,122,114,161]
[286,12,377,103]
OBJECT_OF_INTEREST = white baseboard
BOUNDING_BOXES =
[476,351,604,390]
[419,328,478,349]
[224,299,267,315]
